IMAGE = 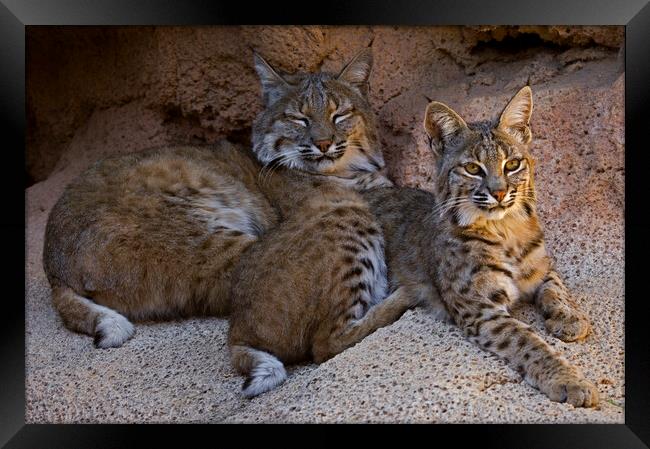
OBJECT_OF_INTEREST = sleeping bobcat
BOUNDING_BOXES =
[364,86,599,407]
[43,49,410,358]
[227,170,420,397]
[226,51,419,397]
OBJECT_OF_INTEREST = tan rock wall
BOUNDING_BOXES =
[26,26,623,188]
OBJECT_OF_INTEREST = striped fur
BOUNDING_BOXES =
[228,170,419,397]
[43,49,393,350]
[226,49,417,397]
[252,49,392,190]
[44,143,276,348]
[364,87,598,407]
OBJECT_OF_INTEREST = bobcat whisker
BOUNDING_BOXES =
[436,200,474,218]
[258,150,303,186]
[262,153,305,186]
[430,197,472,216]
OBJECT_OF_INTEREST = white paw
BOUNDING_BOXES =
[241,354,287,398]
[94,312,135,348]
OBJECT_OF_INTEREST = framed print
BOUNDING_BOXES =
[3,0,649,447]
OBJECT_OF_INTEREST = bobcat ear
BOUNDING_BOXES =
[497,86,533,144]
[253,51,289,106]
[423,101,468,156]
[337,48,373,96]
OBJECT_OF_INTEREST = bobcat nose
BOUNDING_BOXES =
[491,189,507,202]
[314,139,333,153]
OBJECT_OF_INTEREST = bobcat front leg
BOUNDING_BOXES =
[535,269,591,342]
[447,294,599,407]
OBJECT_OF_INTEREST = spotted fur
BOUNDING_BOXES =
[227,50,419,397]
[364,87,599,407]
[43,49,394,349]
[43,143,277,346]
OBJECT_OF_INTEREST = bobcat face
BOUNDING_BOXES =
[252,50,385,179]
[424,87,536,226]
[443,126,534,224]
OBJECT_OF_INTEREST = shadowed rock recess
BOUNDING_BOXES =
[26,26,624,423]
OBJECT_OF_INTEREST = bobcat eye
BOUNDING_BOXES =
[464,163,482,176]
[505,159,521,172]
[332,111,352,125]
[287,115,309,127]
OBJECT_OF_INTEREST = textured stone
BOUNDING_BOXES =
[26,26,624,423]
[26,25,623,183]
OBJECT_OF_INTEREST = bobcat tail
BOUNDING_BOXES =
[51,286,135,348]
[230,345,287,398]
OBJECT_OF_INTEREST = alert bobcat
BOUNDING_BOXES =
[364,86,599,407]
[43,49,402,351]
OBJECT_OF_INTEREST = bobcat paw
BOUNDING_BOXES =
[545,311,591,342]
[543,373,600,407]
[93,312,135,348]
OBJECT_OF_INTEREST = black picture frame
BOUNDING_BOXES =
[3,0,649,447]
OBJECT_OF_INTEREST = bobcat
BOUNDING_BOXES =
[42,49,403,352]
[227,170,420,397]
[225,50,421,397]
[363,86,599,407]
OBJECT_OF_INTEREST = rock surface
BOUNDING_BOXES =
[26,26,624,423]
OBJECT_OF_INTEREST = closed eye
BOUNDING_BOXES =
[332,110,353,125]
[286,115,309,127]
